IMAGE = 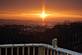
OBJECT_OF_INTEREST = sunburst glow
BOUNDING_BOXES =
[39,4,51,22]
[40,10,48,21]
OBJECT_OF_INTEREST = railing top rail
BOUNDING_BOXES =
[0,43,53,48]
[0,43,82,55]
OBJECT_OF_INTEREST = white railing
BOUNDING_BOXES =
[0,43,82,55]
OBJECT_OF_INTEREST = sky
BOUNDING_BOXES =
[0,0,82,23]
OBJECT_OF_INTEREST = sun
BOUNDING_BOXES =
[40,10,47,19]
[40,10,50,22]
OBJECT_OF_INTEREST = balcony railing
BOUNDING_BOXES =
[0,43,82,55]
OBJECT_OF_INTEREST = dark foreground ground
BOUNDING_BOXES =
[0,22,82,53]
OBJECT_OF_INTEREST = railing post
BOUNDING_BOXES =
[33,47,35,55]
[11,47,13,55]
[38,47,45,55]
[52,38,58,48]
[5,48,7,55]
[17,47,19,55]
[60,52,63,55]
[50,49,52,55]
[47,49,49,55]
[53,50,55,55]
[54,50,57,55]
[22,47,24,55]
[57,51,59,55]
[0,48,1,55]
[28,47,30,55]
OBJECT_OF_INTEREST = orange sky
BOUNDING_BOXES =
[0,0,82,23]
[0,10,82,21]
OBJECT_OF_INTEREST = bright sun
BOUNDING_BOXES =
[39,9,50,22]
[40,11,47,19]
[39,4,50,21]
